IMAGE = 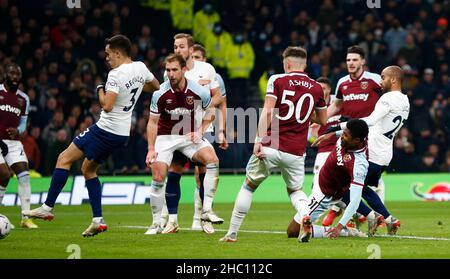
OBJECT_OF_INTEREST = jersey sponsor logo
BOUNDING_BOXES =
[327,115,341,123]
[342,93,369,102]
[165,107,193,115]
[343,153,352,163]
[186,96,194,105]
[107,80,117,88]
[0,104,21,116]
[361,81,368,90]
[336,144,344,166]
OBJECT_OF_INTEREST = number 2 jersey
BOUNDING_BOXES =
[97,61,155,136]
[361,91,410,166]
[264,71,326,156]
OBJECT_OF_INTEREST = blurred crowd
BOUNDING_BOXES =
[0,0,449,174]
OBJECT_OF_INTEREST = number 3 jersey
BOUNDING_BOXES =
[97,61,155,136]
[361,91,410,166]
[264,71,326,156]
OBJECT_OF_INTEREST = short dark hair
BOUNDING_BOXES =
[282,46,307,60]
[174,33,195,47]
[316,77,331,87]
[347,119,369,142]
[347,45,365,59]
[192,44,206,58]
[105,35,131,56]
[165,53,186,68]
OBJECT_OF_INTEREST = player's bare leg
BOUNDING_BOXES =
[80,159,107,237]
[10,162,37,229]
[23,143,84,221]
[145,161,168,235]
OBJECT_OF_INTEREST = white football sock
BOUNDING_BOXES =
[149,180,165,225]
[168,214,178,224]
[42,203,53,211]
[289,189,309,218]
[0,185,6,204]
[17,171,31,218]
[92,217,103,223]
[160,198,168,217]
[193,187,202,219]
[228,183,254,236]
[202,163,219,212]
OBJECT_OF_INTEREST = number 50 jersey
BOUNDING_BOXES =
[97,61,155,136]
[264,71,326,156]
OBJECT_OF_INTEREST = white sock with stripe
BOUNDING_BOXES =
[202,163,219,212]
[17,171,31,219]
[228,183,254,236]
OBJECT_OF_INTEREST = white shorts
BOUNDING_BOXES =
[155,135,213,166]
[294,178,343,224]
[312,151,330,193]
[0,140,28,166]
[246,147,305,191]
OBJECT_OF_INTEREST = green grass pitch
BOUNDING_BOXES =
[1,201,449,259]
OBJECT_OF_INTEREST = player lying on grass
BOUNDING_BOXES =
[286,119,369,242]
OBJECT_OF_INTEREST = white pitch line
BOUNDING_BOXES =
[374,234,450,241]
[121,225,285,234]
[120,225,450,241]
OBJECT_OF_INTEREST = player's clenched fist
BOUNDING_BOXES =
[146,150,157,167]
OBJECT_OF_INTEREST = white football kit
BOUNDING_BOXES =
[97,61,155,136]
[360,91,410,166]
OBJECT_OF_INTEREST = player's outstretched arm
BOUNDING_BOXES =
[328,184,363,238]
[143,78,160,92]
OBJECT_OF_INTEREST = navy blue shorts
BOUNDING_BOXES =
[364,162,387,187]
[73,124,128,164]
